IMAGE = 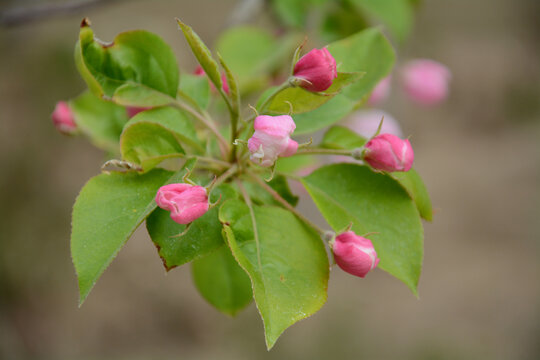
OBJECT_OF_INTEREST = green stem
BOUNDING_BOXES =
[236,180,264,276]
[246,171,326,235]
[173,99,230,157]
[208,164,238,192]
[257,81,291,114]
[294,148,353,156]
[193,155,231,168]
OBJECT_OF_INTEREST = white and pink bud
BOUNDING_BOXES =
[155,183,209,224]
[368,76,391,106]
[363,133,414,172]
[51,101,77,135]
[401,59,451,105]
[248,115,298,167]
[332,231,379,278]
[292,48,337,92]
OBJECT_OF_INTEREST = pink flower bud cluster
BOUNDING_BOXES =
[363,133,414,172]
[248,115,298,167]
[292,48,337,92]
[155,183,209,224]
[51,101,77,135]
[332,231,379,278]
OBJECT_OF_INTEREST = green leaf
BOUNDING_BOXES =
[69,91,129,152]
[176,19,222,91]
[301,164,423,294]
[146,184,238,270]
[76,23,179,102]
[320,2,369,43]
[320,125,367,149]
[327,28,395,101]
[72,164,194,305]
[218,53,240,113]
[112,83,175,108]
[391,169,433,221]
[348,0,414,42]
[216,26,298,92]
[318,128,432,220]
[192,245,253,316]
[120,107,202,172]
[275,155,318,174]
[219,199,329,349]
[178,73,210,110]
[294,95,356,134]
[266,72,363,114]
[271,0,327,28]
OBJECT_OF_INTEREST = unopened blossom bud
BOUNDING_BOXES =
[343,110,403,139]
[401,59,451,105]
[292,48,337,92]
[126,106,151,118]
[363,133,414,172]
[248,115,298,167]
[194,65,230,95]
[368,76,391,105]
[51,101,77,135]
[155,183,209,224]
[332,231,379,278]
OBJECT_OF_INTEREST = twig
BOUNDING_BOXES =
[0,0,114,27]
[247,171,325,234]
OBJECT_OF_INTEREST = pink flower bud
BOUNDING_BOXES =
[363,133,414,172]
[343,110,403,139]
[332,231,379,278]
[401,59,451,105]
[194,65,230,95]
[248,115,298,167]
[51,101,77,135]
[368,76,391,106]
[126,106,152,118]
[155,183,209,224]
[293,48,337,92]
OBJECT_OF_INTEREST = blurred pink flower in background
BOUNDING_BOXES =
[343,109,403,138]
[368,75,392,105]
[125,106,151,118]
[51,101,77,135]
[401,59,451,105]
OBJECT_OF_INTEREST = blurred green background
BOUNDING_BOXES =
[1,0,539,359]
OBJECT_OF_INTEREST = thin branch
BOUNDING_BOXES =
[0,0,115,27]
[236,179,264,276]
[172,100,230,157]
[226,0,264,27]
[295,148,353,156]
[247,171,326,235]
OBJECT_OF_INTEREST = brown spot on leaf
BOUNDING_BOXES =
[153,242,176,272]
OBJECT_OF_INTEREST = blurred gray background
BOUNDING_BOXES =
[1,0,539,359]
